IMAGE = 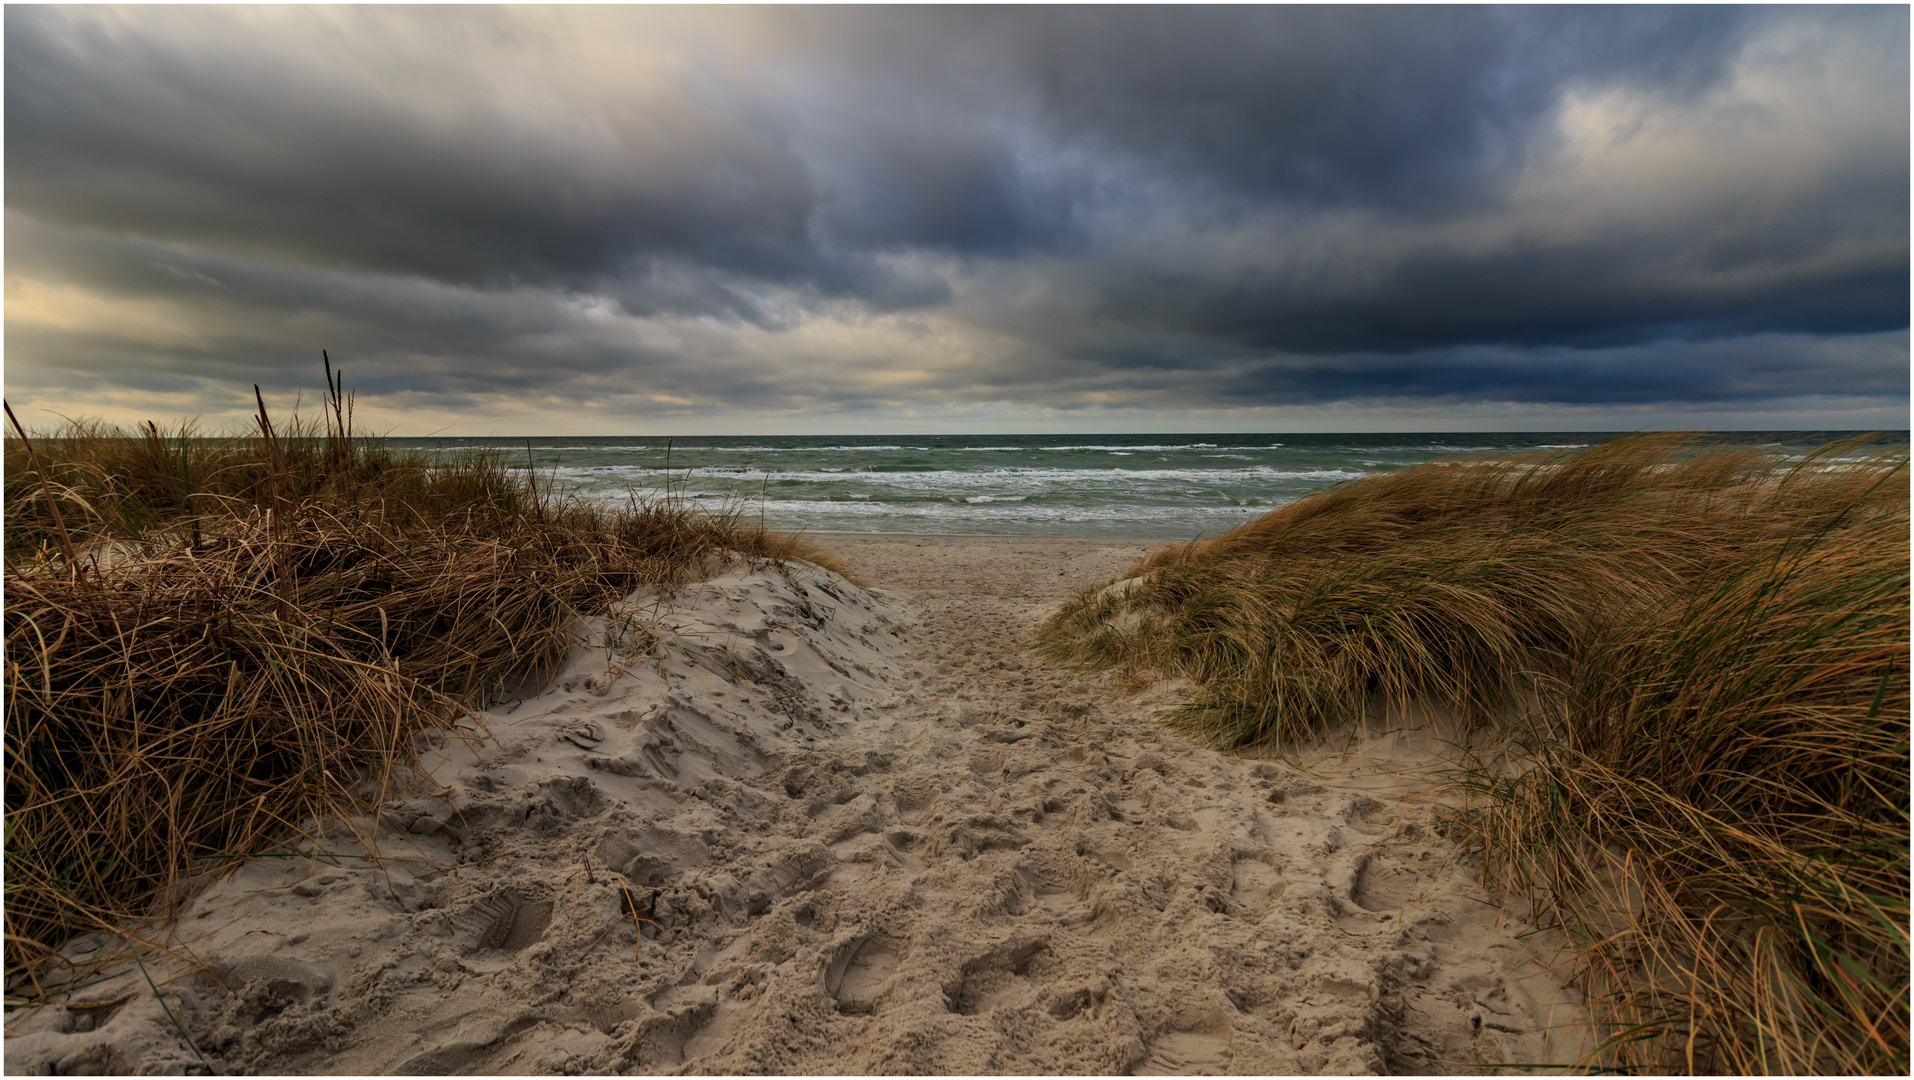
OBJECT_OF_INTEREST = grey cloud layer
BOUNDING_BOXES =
[5,5,1906,424]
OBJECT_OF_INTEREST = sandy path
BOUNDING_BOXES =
[796,535,1586,1074]
[6,536,1582,1075]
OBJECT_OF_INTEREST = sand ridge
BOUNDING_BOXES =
[5,536,1584,1074]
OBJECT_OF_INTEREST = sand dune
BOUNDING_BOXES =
[6,536,1584,1074]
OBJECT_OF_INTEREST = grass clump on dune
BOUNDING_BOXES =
[1035,433,1908,1073]
[3,372,842,989]
[1466,506,1907,1073]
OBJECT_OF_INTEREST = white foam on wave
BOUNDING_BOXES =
[707,445,929,453]
[1038,443,1221,452]
[741,496,1283,531]
[421,443,657,454]
[546,465,1368,487]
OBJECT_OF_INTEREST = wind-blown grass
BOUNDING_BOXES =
[1462,509,1908,1074]
[1034,434,1908,1073]
[3,376,843,988]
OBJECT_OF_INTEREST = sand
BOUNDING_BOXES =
[5,535,1586,1075]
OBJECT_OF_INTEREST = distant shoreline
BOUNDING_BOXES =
[802,529,1175,541]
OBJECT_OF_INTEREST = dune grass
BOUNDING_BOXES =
[1034,433,1908,1073]
[3,375,843,989]
[1463,507,1907,1073]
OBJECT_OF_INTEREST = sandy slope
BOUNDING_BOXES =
[5,536,1585,1075]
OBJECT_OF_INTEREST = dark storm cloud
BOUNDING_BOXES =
[6,9,815,293]
[1219,335,1911,408]
[1088,235,1909,355]
[1005,5,1749,211]
[2,211,828,416]
[3,6,1065,302]
[4,5,1907,427]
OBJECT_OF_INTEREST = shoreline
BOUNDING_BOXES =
[804,530,1168,539]
[797,530,1204,545]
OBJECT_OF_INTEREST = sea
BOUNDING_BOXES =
[384,432,1900,539]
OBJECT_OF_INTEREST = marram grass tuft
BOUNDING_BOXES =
[1460,507,1908,1074]
[3,377,845,989]
[1036,433,1909,1073]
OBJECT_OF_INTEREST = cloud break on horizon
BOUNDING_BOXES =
[4,5,1908,435]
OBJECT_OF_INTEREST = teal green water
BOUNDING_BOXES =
[383,432,1895,538]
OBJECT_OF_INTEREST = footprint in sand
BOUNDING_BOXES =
[625,997,719,1070]
[943,938,1052,1016]
[822,932,907,1015]
[463,890,553,954]
[1135,1030,1233,1075]
[1349,849,1425,913]
[392,1014,545,1075]
[1229,852,1287,919]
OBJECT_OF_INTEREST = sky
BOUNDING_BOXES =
[5,5,1908,436]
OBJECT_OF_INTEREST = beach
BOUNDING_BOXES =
[7,3,1902,1065]
[7,533,1585,1075]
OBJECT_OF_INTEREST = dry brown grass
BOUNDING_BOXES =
[1035,433,1908,1073]
[1461,507,1908,1074]
[1037,434,1902,747]
[3,375,844,990]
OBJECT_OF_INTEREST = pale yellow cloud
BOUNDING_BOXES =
[6,278,210,348]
